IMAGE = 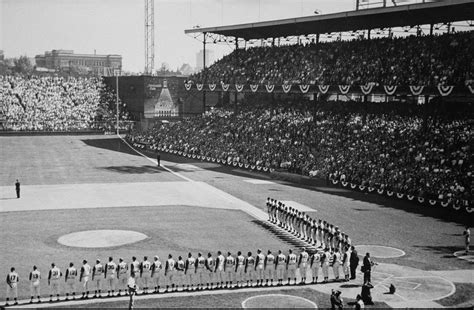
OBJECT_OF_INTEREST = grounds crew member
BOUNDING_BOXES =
[29,265,41,303]
[48,263,62,302]
[65,262,77,300]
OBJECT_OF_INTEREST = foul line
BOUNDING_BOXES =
[118,135,194,183]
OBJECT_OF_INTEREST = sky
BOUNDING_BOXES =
[1,0,358,72]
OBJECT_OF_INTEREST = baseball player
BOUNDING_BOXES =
[117,258,129,296]
[205,253,216,290]
[5,267,19,306]
[235,251,246,288]
[224,252,235,288]
[105,257,117,297]
[321,248,330,283]
[176,256,186,291]
[65,262,77,300]
[287,249,297,285]
[195,253,206,290]
[185,253,196,291]
[164,254,176,292]
[298,248,310,285]
[151,256,163,293]
[79,260,91,299]
[264,250,276,286]
[276,250,286,286]
[130,257,140,281]
[215,251,225,289]
[140,256,152,294]
[245,252,256,287]
[333,248,342,281]
[267,197,272,221]
[29,265,41,303]
[310,251,321,284]
[255,249,265,286]
[92,259,104,298]
[48,263,62,302]
[342,247,350,281]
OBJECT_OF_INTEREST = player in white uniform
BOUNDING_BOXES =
[224,252,235,288]
[29,266,41,303]
[287,249,297,285]
[5,267,19,306]
[235,251,246,288]
[195,253,206,290]
[164,254,176,292]
[92,259,104,298]
[65,262,77,300]
[310,251,321,284]
[276,250,286,286]
[105,257,117,297]
[79,260,91,299]
[245,252,256,287]
[342,247,350,281]
[298,248,310,285]
[48,263,62,302]
[130,257,140,281]
[175,256,185,291]
[117,258,129,296]
[215,251,225,289]
[321,248,330,283]
[140,256,152,294]
[205,253,216,290]
[255,249,265,287]
[332,248,342,281]
[185,253,196,291]
[264,250,276,286]
[151,256,163,293]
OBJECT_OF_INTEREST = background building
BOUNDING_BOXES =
[195,49,214,71]
[35,49,121,75]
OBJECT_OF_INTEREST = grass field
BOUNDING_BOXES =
[0,135,472,308]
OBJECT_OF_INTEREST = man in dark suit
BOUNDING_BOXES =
[349,246,359,280]
[156,151,161,167]
[362,252,375,283]
[15,179,20,198]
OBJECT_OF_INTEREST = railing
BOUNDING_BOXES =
[0,120,136,133]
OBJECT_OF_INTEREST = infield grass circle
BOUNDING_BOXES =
[355,245,405,258]
[58,230,148,248]
[242,294,317,308]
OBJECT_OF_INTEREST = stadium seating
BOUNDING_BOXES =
[0,75,130,131]
[189,32,473,87]
[128,100,472,208]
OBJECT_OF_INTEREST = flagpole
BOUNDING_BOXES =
[116,73,119,135]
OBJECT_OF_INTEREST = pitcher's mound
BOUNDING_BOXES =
[58,230,148,248]
[355,245,405,258]
[242,294,317,308]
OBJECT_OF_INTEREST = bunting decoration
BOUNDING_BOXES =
[196,84,203,91]
[383,85,397,95]
[221,83,229,91]
[437,85,454,96]
[299,84,310,93]
[265,84,275,93]
[282,84,292,93]
[184,83,192,91]
[235,84,244,92]
[338,85,350,94]
[208,84,216,91]
[250,84,259,92]
[409,85,424,95]
[318,85,329,94]
[360,84,374,95]
[468,85,474,94]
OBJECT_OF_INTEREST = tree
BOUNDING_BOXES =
[13,56,34,74]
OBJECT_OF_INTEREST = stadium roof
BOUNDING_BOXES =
[184,0,474,40]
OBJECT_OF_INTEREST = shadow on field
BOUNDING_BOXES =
[82,137,472,226]
[413,245,462,258]
[99,165,162,174]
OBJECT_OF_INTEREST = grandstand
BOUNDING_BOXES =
[1,0,473,309]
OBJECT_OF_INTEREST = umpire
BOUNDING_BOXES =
[15,179,20,199]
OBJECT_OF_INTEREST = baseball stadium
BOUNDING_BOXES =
[1,0,473,309]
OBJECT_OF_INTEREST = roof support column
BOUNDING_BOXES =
[202,32,207,113]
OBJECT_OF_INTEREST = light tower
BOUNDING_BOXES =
[144,0,155,74]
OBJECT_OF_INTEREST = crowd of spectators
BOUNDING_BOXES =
[128,100,472,205]
[190,32,473,87]
[0,75,130,131]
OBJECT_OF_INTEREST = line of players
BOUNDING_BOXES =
[267,198,352,251]
[5,246,355,306]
